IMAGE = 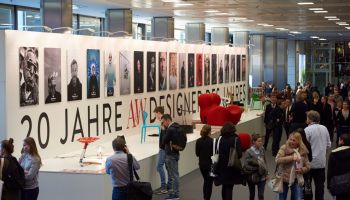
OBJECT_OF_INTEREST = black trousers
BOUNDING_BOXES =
[310,168,325,200]
[199,166,213,200]
[221,184,234,200]
[248,181,266,200]
[22,187,39,200]
[264,128,272,150]
[272,126,282,156]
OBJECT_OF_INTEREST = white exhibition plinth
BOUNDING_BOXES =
[38,110,263,200]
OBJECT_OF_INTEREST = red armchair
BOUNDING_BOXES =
[198,93,243,126]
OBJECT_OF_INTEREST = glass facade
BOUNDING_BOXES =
[78,15,101,35]
[0,5,14,30]
[17,8,41,32]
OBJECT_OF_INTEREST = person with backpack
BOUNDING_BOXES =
[195,125,214,200]
[0,138,24,200]
[243,134,268,200]
[19,137,42,200]
[162,114,186,200]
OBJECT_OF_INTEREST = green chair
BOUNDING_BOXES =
[251,93,263,110]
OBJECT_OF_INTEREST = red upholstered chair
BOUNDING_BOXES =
[238,133,252,152]
[198,93,243,126]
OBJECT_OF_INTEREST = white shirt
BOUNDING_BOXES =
[305,123,331,169]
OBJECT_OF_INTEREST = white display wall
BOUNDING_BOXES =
[0,30,248,158]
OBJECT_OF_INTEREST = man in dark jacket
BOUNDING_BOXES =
[327,134,350,200]
[162,114,181,200]
[263,95,277,150]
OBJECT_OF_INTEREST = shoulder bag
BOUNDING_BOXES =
[227,137,242,170]
[126,154,153,200]
[329,171,350,195]
[267,164,283,193]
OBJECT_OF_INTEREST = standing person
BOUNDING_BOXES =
[162,114,181,200]
[304,111,331,200]
[19,137,42,200]
[216,122,243,200]
[0,138,24,200]
[327,134,350,200]
[270,100,285,156]
[335,100,350,144]
[284,98,292,137]
[289,92,308,133]
[195,125,214,200]
[320,96,333,142]
[153,106,169,195]
[263,95,277,150]
[106,137,140,200]
[275,132,310,200]
[243,134,268,200]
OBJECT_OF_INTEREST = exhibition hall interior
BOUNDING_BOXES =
[0,0,348,200]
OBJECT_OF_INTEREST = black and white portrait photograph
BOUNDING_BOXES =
[211,54,217,85]
[204,54,210,86]
[120,51,131,95]
[179,53,186,89]
[134,51,144,93]
[19,47,39,106]
[242,55,246,81]
[237,54,241,82]
[159,52,167,91]
[224,54,229,83]
[67,51,82,101]
[105,51,116,97]
[230,55,235,83]
[147,51,156,92]
[188,53,194,88]
[44,48,61,104]
[218,54,224,84]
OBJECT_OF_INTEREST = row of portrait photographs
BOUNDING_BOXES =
[19,46,247,107]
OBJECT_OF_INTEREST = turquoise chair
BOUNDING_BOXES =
[251,93,263,110]
[141,111,161,143]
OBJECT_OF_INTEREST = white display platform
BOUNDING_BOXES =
[39,110,263,200]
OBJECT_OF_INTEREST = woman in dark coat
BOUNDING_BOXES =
[216,122,243,200]
[195,125,214,200]
[327,134,350,200]
[320,96,334,141]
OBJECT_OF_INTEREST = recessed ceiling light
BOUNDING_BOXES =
[290,31,302,34]
[204,10,220,13]
[328,18,340,21]
[257,23,267,26]
[175,3,193,7]
[314,10,328,13]
[263,24,274,27]
[318,38,327,41]
[215,12,229,15]
[276,28,288,31]
[339,24,349,26]
[336,22,347,24]
[325,16,337,18]
[298,2,314,5]
[161,0,178,2]
[309,8,323,11]
[310,36,319,38]
[346,27,350,29]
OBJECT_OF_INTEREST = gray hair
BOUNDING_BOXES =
[307,110,320,123]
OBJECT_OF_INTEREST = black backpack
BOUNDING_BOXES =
[171,125,187,151]
[3,156,25,190]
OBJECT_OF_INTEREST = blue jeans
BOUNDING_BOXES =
[112,187,127,200]
[279,181,302,200]
[165,154,179,196]
[157,149,168,188]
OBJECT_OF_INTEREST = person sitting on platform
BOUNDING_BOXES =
[106,137,140,200]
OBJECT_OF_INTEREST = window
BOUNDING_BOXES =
[78,15,101,36]
[0,5,14,30]
[174,29,185,43]
[17,8,41,32]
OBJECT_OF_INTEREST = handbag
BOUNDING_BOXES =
[329,171,350,195]
[227,137,242,170]
[126,154,153,200]
[210,137,222,178]
[268,165,283,193]
[0,158,4,199]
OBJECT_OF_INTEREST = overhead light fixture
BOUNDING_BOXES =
[336,22,347,24]
[325,16,337,18]
[257,23,267,26]
[314,10,328,13]
[318,38,327,40]
[161,0,178,2]
[328,18,340,20]
[339,23,349,26]
[345,27,350,29]
[264,24,274,27]
[309,8,323,10]
[276,28,288,30]
[232,17,247,20]
[310,36,319,38]
[175,3,193,7]
[215,12,229,15]
[290,31,302,34]
[204,10,220,13]
[297,2,314,5]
